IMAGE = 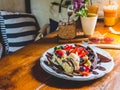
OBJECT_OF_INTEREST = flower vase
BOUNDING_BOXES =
[80,14,98,37]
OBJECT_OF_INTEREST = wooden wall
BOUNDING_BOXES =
[0,0,25,12]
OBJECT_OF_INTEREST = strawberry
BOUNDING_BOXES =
[64,45,72,51]
[104,37,114,43]
[56,50,64,57]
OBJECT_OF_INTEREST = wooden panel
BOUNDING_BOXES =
[0,0,25,12]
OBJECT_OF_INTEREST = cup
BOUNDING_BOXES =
[103,4,118,26]
[80,14,98,37]
[88,5,99,14]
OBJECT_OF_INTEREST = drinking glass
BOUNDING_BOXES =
[103,1,118,26]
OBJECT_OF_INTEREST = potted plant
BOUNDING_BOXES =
[73,0,98,37]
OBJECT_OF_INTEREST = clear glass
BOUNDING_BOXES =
[88,0,118,19]
[88,0,102,17]
[103,0,118,26]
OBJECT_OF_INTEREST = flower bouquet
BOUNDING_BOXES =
[73,0,98,17]
[73,0,89,17]
[73,0,98,37]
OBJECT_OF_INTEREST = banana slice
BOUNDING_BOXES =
[80,55,88,65]
[85,60,92,67]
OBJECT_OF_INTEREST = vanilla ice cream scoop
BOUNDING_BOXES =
[67,53,80,70]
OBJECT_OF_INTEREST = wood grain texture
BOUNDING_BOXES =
[0,20,120,90]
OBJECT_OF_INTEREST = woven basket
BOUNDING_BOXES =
[58,24,76,39]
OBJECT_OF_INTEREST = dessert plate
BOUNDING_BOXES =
[40,44,114,81]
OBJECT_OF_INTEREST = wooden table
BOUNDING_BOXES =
[0,21,120,90]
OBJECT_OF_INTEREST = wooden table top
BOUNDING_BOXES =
[0,20,120,90]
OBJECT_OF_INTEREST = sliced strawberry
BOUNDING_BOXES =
[56,50,64,57]
[84,65,90,72]
[64,45,72,51]
[71,47,78,53]
[104,37,114,43]
[79,51,87,58]
[80,71,90,76]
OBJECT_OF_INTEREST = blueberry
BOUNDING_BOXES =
[80,58,84,63]
[80,66,85,71]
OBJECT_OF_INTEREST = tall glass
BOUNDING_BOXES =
[103,3,118,26]
[87,0,99,14]
[88,5,99,14]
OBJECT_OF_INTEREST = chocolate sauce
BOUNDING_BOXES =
[96,66,106,71]
[92,71,99,75]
